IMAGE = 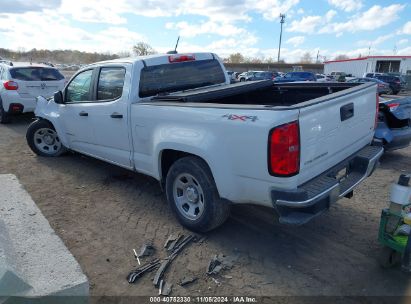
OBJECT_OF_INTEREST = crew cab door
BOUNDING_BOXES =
[60,65,132,168]
[58,68,96,153]
[85,65,132,168]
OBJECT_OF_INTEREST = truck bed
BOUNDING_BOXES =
[151,80,364,107]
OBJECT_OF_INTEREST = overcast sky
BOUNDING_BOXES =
[0,0,410,62]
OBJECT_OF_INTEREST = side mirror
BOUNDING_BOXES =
[54,91,64,104]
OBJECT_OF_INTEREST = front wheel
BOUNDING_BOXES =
[26,119,67,157]
[165,156,230,232]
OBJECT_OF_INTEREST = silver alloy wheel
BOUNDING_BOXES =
[173,173,205,221]
[33,128,62,155]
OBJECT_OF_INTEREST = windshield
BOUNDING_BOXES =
[10,67,64,81]
[139,59,226,98]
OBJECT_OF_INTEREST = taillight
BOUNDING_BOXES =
[3,80,18,90]
[375,93,379,129]
[268,121,300,176]
[168,54,195,63]
[387,102,400,112]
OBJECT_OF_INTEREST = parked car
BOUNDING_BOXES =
[274,72,317,83]
[0,63,65,123]
[237,71,263,82]
[374,97,411,151]
[26,52,382,231]
[329,71,346,79]
[246,71,278,81]
[347,78,390,95]
[363,72,385,78]
[316,74,333,82]
[372,75,403,95]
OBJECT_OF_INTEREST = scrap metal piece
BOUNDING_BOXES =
[167,235,184,252]
[127,258,160,284]
[132,249,141,265]
[164,233,179,249]
[138,242,155,257]
[158,279,164,295]
[161,282,173,296]
[153,258,171,287]
[206,254,236,275]
[153,235,196,287]
[180,276,198,286]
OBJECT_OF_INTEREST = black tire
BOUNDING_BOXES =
[26,119,67,157]
[165,156,230,232]
[0,100,11,124]
[393,90,399,95]
[240,78,245,82]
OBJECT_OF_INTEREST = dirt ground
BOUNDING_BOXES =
[1,114,411,301]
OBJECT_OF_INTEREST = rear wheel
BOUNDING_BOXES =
[26,119,67,157]
[0,100,11,124]
[165,156,230,232]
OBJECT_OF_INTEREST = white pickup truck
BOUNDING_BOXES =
[26,53,383,232]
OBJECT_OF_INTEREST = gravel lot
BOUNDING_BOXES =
[1,114,411,301]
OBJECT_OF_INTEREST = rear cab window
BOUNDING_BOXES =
[10,67,64,81]
[139,59,226,98]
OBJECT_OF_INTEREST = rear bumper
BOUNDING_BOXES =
[1,93,36,113]
[384,127,411,151]
[271,145,383,225]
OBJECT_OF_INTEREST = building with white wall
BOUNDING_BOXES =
[324,56,411,77]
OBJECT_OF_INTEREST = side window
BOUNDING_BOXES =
[66,69,93,103]
[0,67,3,80]
[97,68,126,101]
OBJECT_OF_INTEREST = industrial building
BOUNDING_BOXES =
[324,56,411,77]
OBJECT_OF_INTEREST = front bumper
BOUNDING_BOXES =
[271,145,384,225]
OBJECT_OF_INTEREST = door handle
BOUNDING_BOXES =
[340,103,354,121]
[79,111,88,117]
[110,113,123,119]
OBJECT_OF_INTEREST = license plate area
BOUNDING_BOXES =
[336,168,348,182]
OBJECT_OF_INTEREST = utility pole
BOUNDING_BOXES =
[277,14,286,62]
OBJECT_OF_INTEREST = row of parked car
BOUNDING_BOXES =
[227,70,406,95]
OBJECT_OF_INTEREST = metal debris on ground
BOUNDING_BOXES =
[127,258,161,283]
[166,234,184,252]
[153,234,196,287]
[180,276,198,286]
[158,279,164,295]
[132,249,141,265]
[138,241,155,257]
[164,233,180,249]
[161,282,173,296]
[206,254,235,275]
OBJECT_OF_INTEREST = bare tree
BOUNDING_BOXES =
[227,53,245,63]
[117,50,131,58]
[132,42,157,56]
[334,54,349,60]
[300,52,313,63]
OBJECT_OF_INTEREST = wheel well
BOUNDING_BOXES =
[160,149,215,186]
[160,150,191,182]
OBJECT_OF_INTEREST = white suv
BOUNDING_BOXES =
[0,62,65,123]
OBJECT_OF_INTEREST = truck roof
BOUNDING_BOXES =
[86,52,217,67]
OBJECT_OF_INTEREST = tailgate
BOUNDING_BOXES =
[298,83,377,184]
